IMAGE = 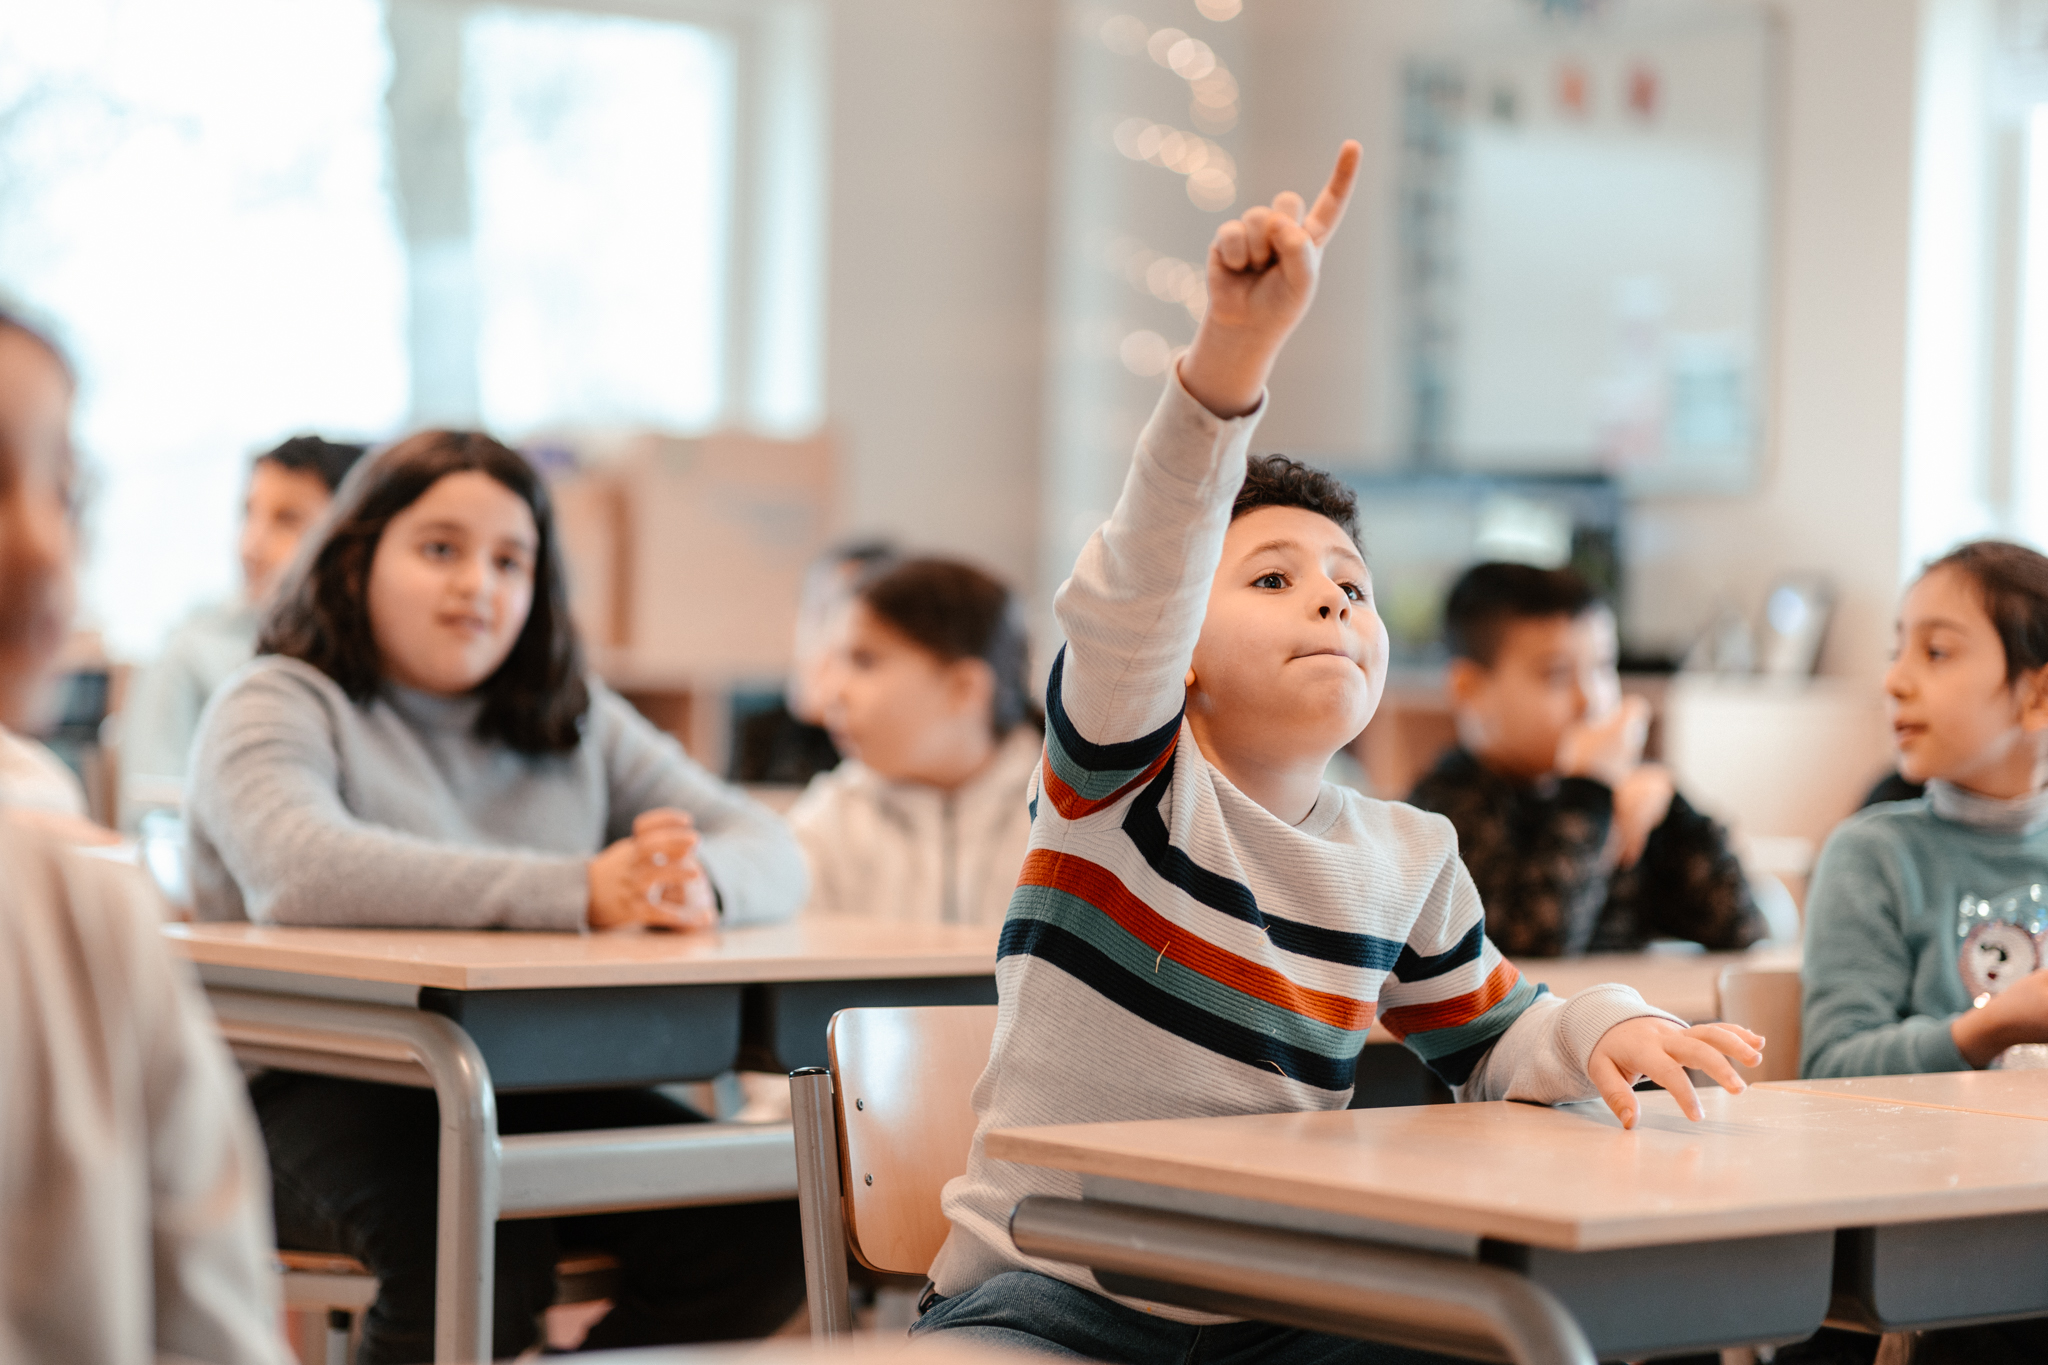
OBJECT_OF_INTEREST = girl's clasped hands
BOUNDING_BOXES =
[587,808,717,931]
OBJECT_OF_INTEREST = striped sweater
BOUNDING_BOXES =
[930,372,1677,1316]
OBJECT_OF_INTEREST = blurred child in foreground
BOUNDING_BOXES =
[1407,562,1767,957]
[0,307,287,1363]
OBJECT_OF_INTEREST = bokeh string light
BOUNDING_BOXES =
[1103,233,1209,322]
[1112,117,1237,210]
[1098,10,1241,150]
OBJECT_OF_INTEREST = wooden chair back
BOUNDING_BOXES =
[827,1004,998,1275]
[1716,962,1803,1083]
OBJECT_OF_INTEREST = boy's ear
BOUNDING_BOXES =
[948,657,997,716]
[1445,657,1488,707]
[2018,664,2048,733]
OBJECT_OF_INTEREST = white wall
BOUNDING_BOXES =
[821,0,1935,687]
[1626,0,1920,679]
[823,0,1056,593]
[1229,0,1924,681]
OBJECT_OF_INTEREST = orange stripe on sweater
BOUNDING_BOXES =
[1377,959,1522,1041]
[1017,848,1376,1032]
[1039,738,1178,821]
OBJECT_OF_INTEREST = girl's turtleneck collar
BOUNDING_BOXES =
[1926,778,2048,835]
[383,681,485,733]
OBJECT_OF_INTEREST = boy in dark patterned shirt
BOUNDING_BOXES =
[1407,562,1767,957]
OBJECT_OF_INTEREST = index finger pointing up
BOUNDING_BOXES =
[1303,139,1363,247]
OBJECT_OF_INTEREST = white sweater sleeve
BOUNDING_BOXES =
[1050,369,1263,751]
[1456,984,1688,1105]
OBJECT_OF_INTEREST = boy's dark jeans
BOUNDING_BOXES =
[913,1268,1466,1363]
[252,1072,806,1364]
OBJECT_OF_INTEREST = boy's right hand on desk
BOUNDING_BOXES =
[1952,970,2048,1067]
[587,809,718,932]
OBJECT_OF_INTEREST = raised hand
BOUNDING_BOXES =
[1179,140,1362,419]
[587,808,718,932]
[1588,1018,1765,1129]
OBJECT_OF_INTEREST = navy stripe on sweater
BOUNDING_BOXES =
[999,915,1357,1091]
[1044,647,1185,777]
[1119,757,1406,972]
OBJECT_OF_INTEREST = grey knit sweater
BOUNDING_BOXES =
[186,655,806,930]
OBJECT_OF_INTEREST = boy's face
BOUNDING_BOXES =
[1186,504,1387,768]
[0,330,76,732]
[1448,608,1621,780]
[240,458,333,605]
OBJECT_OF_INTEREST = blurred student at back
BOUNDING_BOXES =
[121,434,363,825]
[1408,562,1766,957]
[790,557,1041,925]
[731,540,895,785]
[0,309,288,1362]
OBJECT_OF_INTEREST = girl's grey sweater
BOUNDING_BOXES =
[186,655,806,930]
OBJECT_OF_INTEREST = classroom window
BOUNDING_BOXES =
[0,0,411,659]
[464,6,735,435]
[0,0,823,658]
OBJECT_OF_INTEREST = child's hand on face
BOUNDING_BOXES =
[1588,1018,1765,1129]
[1178,140,1362,420]
[586,809,718,932]
[1555,694,1651,789]
[1611,763,1676,869]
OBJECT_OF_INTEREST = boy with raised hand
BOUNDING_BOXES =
[918,143,1766,1362]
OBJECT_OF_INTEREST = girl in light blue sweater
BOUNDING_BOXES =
[1802,541,2048,1079]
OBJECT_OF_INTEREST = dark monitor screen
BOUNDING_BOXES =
[1342,471,1622,666]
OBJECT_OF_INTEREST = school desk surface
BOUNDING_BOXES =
[990,1084,2048,1361]
[1766,1066,2048,1121]
[163,918,1000,1365]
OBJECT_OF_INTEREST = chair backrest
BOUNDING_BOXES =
[827,1004,998,1276]
[1716,962,1802,1083]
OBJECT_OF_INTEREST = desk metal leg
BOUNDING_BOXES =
[1011,1196,1596,1365]
[205,989,499,1365]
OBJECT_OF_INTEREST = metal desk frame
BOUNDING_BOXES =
[210,988,797,1364]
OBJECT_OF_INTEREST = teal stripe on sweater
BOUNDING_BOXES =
[1043,722,1162,803]
[1399,976,1543,1062]
[1008,883,1374,1060]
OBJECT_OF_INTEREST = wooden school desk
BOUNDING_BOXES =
[165,919,998,1365]
[1761,1070,2048,1332]
[987,1084,2048,1364]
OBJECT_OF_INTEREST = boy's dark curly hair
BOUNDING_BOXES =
[1231,454,1362,551]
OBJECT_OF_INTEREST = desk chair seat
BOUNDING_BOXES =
[789,1004,1000,1337]
[277,1247,621,1363]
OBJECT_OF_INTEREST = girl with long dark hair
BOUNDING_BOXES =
[186,429,807,1362]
